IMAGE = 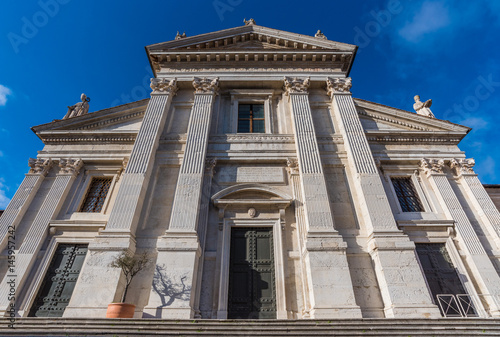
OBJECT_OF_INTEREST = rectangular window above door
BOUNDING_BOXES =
[238,104,265,133]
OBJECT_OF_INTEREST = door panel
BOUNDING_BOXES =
[228,227,276,319]
[28,244,88,317]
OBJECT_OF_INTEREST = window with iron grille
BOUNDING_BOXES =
[238,104,265,133]
[79,177,112,213]
[391,177,424,212]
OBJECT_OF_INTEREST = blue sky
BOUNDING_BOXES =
[0,0,499,208]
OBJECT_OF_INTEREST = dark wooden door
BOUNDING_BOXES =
[416,243,476,316]
[228,227,276,319]
[29,244,88,317]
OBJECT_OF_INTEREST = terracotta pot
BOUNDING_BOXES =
[106,303,136,318]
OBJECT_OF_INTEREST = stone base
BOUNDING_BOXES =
[384,304,442,318]
[142,306,194,319]
[310,307,363,319]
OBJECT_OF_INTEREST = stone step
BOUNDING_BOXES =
[1,318,500,336]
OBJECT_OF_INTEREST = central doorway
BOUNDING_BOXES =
[227,227,276,319]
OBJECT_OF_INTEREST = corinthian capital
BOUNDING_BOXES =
[150,78,178,95]
[28,158,52,175]
[283,77,310,95]
[419,158,445,176]
[193,77,219,95]
[58,159,83,176]
[326,77,352,97]
[286,157,299,175]
[450,158,475,176]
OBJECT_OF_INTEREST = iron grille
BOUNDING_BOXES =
[80,177,112,212]
[391,177,424,212]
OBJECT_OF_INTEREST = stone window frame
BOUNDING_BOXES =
[400,225,487,317]
[229,89,274,134]
[18,236,92,317]
[385,171,432,214]
[66,168,120,218]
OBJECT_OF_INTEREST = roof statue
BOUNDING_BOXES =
[413,95,435,118]
[243,18,256,25]
[315,30,327,39]
[63,93,90,119]
[175,31,187,40]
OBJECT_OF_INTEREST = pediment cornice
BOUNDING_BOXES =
[32,99,148,133]
[146,24,357,76]
[354,98,470,134]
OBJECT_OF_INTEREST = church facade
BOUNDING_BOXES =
[1,22,500,320]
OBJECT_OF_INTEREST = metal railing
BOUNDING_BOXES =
[436,294,478,317]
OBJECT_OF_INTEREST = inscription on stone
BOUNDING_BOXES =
[218,167,284,183]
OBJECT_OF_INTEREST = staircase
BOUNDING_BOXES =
[1,318,500,336]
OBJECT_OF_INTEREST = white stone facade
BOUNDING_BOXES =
[1,23,500,320]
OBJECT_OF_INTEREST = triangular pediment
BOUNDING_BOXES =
[147,24,355,52]
[32,99,148,144]
[354,98,470,144]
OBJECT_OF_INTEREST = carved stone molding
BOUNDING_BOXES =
[192,77,220,95]
[286,157,299,175]
[28,158,52,175]
[150,77,178,95]
[420,158,445,176]
[58,159,83,176]
[283,77,310,95]
[450,158,475,176]
[326,77,352,97]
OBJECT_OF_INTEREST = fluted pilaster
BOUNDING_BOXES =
[0,159,82,315]
[420,158,500,316]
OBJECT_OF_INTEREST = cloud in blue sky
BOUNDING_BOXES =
[0,85,12,106]
[0,178,10,209]
[398,1,450,43]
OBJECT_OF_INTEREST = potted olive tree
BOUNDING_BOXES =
[106,250,151,318]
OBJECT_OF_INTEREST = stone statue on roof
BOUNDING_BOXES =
[413,95,435,118]
[64,93,90,119]
[244,18,256,25]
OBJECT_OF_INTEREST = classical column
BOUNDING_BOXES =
[450,158,500,247]
[421,158,500,316]
[0,159,82,316]
[327,77,440,318]
[64,78,178,317]
[0,158,51,252]
[144,77,219,319]
[284,77,361,318]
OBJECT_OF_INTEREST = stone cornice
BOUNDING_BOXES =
[365,130,463,144]
[38,130,138,144]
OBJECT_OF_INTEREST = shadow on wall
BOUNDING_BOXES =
[152,264,191,307]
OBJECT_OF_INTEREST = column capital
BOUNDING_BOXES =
[419,158,445,176]
[150,77,178,95]
[193,77,219,95]
[58,158,83,176]
[449,158,476,176]
[283,77,310,95]
[28,158,52,176]
[286,157,300,176]
[326,77,352,97]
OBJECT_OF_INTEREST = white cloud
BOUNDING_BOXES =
[0,85,12,106]
[0,178,11,209]
[398,1,450,43]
